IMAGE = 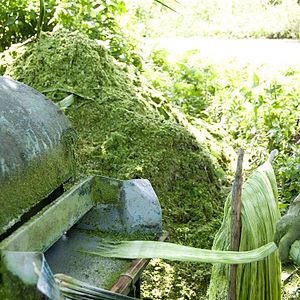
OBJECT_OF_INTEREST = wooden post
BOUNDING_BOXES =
[228,148,244,300]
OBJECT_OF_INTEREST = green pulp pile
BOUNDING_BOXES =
[0,30,223,297]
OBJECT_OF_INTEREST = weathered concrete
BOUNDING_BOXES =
[121,179,162,233]
[78,176,162,234]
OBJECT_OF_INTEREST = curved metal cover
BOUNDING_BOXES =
[0,76,75,236]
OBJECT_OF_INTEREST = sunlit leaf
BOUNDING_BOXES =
[57,94,74,110]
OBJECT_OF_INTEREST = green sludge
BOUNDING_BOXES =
[208,161,281,300]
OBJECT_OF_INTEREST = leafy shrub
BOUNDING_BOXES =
[0,0,56,51]
[146,50,300,205]
[0,0,143,67]
[149,49,219,117]
[50,0,140,65]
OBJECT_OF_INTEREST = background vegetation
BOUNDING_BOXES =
[146,50,300,205]
[0,0,141,66]
[123,0,300,39]
[0,0,299,298]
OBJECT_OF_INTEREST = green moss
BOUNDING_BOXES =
[0,258,43,300]
[91,177,121,205]
[0,143,74,236]
[2,30,223,297]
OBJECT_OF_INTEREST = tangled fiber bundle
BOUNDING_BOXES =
[209,161,281,300]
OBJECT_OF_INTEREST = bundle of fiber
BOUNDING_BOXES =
[208,161,281,300]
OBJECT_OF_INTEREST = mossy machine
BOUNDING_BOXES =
[0,76,163,299]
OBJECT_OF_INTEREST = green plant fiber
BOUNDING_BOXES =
[0,30,224,297]
[87,241,277,264]
[85,161,282,299]
[83,161,282,299]
[209,161,281,300]
[55,273,134,300]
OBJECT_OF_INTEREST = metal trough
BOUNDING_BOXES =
[0,77,162,299]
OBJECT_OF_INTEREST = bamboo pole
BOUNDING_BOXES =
[228,148,244,300]
[110,232,168,295]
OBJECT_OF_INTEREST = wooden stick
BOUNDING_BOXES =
[268,149,278,164]
[228,148,244,300]
[110,232,168,295]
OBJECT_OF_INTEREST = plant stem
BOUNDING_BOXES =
[37,0,45,38]
[228,148,244,300]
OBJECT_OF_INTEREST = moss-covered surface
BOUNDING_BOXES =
[0,143,74,237]
[1,30,224,298]
[91,176,121,206]
[0,258,43,300]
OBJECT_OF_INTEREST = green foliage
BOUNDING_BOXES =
[50,0,136,64]
[124,0,300,39]
[146,50,300,205]
[0,0,143,67]
[0,0,55,52]
[150,49,219,118]
[50,0,126,37]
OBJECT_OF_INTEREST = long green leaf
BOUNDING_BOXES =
[88,241,277,264]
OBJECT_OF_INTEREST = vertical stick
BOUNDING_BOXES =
[37,0,45,38]
[228,148,244,300]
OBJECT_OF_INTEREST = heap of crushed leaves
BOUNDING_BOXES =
[1,30,223,298]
